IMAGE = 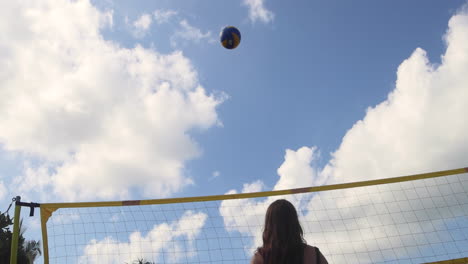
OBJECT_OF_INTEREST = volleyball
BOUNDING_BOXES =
[220,26,241,50]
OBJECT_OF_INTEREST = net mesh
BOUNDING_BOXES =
[44,172,468,264]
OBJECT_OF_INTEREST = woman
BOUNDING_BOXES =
[251,199,328,264]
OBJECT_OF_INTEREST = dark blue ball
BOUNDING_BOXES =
[220,26,241,49]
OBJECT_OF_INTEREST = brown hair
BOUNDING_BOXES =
[257,199,306,264]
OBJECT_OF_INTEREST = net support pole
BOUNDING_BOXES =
[10,196,21,264]
[40,206,55,264]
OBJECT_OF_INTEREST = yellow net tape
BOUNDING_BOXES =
[41,167,467,210]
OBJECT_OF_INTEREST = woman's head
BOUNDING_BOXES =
[259,199,305,264]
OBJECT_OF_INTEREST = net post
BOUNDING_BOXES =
[40,206,56,264]
[10,196,21,264]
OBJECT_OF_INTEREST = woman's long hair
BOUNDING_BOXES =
[257,199,306,264]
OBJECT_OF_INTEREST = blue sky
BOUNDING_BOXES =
[89,0,466,196]
[1,0,468,263]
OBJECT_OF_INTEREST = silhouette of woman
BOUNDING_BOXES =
[251,199,328,264]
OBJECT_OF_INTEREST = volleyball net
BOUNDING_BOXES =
[11,167,468,263]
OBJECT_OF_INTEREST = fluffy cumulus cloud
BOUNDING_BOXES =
[79,210,207,263]
[220,8,468,263]
[275,147,320,190]
[131,13,152,38]
[243,0,275,24]
[0,0,224,201]
[170,20,215,48]
[220,181,268,252]
[219,149,317,253]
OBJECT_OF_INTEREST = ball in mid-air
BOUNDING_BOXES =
[220,26,241,49]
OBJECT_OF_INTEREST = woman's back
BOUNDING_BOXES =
[252,199,329,264]
[250,245,328,264]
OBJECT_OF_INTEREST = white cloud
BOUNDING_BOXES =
[220,182,268,252]
[208,170,220,181]
[131,13,152,38]
[0,181,6,200]
[243,0,274,24]
[219,146,318,244]
[11,163,54,202]
[219,150,317,254]
[323,18,468,184]
[153,9,178,24]
[0,0,224,201]
[220,7,468,263]
[79,210,207,263]
[274,147,320,190]
[171,20,215,47]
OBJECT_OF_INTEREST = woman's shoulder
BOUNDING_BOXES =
[304,244,317,255]
[250,252,264,264]
[304,244,328,264]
